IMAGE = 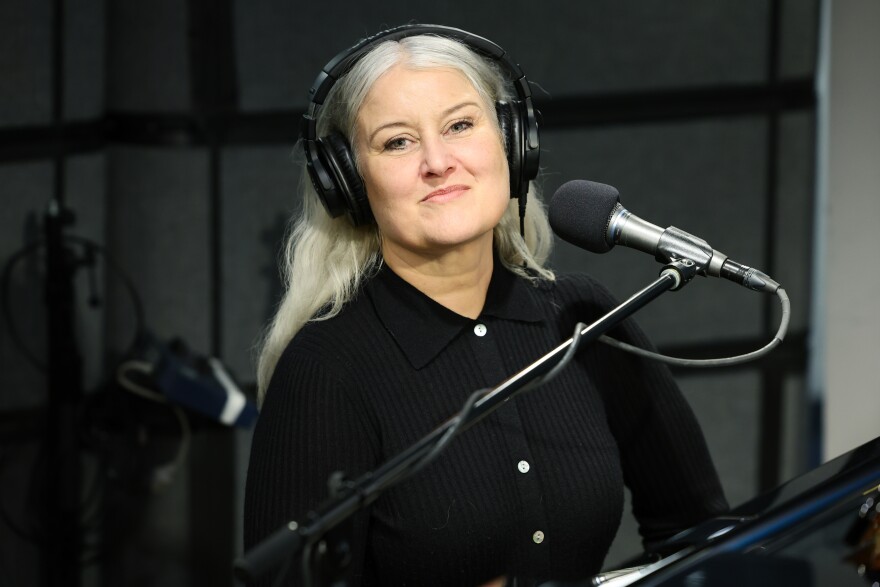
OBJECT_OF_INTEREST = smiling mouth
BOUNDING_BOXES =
[422,185,470,203]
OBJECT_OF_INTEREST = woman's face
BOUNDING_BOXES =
[354,65,510,261]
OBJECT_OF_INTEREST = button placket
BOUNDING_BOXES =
[464,318,549,571]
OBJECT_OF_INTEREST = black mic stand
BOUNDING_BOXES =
[44,200,85,587]
[235,259,699,587]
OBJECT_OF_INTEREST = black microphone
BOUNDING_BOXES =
[549,179,780,294]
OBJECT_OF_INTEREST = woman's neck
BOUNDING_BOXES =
[381,239,494,319]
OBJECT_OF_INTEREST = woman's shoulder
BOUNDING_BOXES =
[265,292,381,405]
[538,270,616,307]
[283,290,379,361]
[550,270,602,289]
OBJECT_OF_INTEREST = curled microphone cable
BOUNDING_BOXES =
[0,235,147,372]
[598,287,791,367]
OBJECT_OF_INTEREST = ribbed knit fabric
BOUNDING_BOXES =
[243,259,728,586]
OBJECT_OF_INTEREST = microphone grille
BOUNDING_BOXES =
[549,180,621,253]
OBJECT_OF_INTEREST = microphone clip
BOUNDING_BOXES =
[656,227,717,274]
[661,258,698,291]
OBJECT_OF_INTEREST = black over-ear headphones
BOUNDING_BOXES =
[301,24,540,227]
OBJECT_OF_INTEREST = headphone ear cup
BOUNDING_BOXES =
[496,101,525,199]
[315,133,373,226]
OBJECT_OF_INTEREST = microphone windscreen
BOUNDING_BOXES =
[549,180,620,253]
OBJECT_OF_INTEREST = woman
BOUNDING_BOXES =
[244,25,728,586]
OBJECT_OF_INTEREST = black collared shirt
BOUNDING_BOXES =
[368,256,544,370]
[245,261,728,586]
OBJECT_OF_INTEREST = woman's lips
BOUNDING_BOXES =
[422,184,470,203]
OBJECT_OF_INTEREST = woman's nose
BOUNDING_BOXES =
[419,137,455,177]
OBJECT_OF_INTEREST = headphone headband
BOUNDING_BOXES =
[308,25,525,106]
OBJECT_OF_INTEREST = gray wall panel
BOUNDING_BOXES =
[107,0,190,112]
[106,147,210,355]
[220,146,300,379]
[113,469,191,586]
[64,0,106,121]
[781,374,810,482]
[780,0,819,79]
[507,2,767,97]
[775,111,815,331]
[0,162,53,409]
[235,0,769,112]
[682,371,763,507]
[0,0,53,126]
[0,441,43,586]
[542,117,769,346]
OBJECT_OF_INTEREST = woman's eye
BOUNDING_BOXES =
[448,119,474,134]
[384,137,410,151]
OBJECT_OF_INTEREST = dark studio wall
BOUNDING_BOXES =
[0,1,819,585]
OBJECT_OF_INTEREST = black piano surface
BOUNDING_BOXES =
[595,433,880,586]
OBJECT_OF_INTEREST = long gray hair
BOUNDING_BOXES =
[256,34,555,403]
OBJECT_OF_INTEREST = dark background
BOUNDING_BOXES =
[0,1,838,585]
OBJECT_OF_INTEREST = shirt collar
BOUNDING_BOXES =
[366,256,545,370]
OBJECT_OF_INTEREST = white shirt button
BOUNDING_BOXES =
[532,530,545,544]
[517,460,530,473]
[473,324,487,337]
